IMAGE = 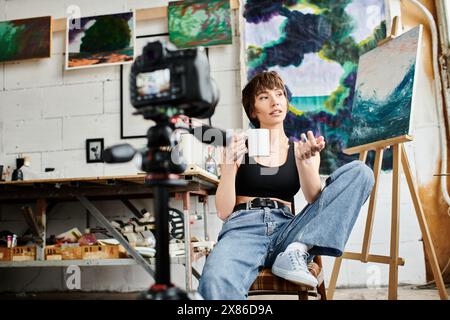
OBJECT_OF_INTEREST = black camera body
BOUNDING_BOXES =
[129,41,218,120]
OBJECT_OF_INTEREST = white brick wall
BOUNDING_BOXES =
[43,83,103,118]
[0,121,4,154]
[0,1,6,19]
[3,118,62,153]
[42,149,104,177]
[63,64,119,85]
[4,55,64,90]
[125,0,169,10]
[62,0,127,18]
[0,88,44,121]
[0,0,435,294]
[211,70,240,106]
[62,113,121,150]
[209,37,240,72]
[0,65,4,90]
[103,80,121,114]
[0,0,243,293]
[4,0,65,20]
[211,104,242,130]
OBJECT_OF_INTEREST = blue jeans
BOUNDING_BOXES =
[198,160,375,300]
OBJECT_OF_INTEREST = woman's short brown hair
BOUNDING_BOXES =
[241,71,288,128]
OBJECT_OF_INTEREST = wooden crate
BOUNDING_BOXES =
[118,245,128,258]
[61,246,83,260]
[82,245,119,260]
[45,246,62,261]
[11,246,36,262]
[0,247,11,261]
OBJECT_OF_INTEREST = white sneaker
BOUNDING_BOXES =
[272,250,318,287]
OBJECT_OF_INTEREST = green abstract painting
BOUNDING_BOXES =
[168,0,232,48]
[0,16,51,63]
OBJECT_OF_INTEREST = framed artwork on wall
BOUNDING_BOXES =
[66,11,135,70]
[168,0,233,48]
[0,16,52,63]
[86,138,104,163]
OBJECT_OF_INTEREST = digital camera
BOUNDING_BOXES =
[129,41,219,120]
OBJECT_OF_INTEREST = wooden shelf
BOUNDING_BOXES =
[52,0,240,33]
[0,251,209,268]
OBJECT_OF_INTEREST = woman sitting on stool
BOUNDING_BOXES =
[198,71,375,300]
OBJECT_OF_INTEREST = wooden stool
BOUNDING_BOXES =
[248,256,327,300]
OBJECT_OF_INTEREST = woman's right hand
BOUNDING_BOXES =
[223,133,248,167]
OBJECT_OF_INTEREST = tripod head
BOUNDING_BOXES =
[103,114,232,178]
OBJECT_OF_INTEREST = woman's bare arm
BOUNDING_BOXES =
[294,131,325,203]
[296,152,322,203]
[215,134,247,220]
[215,163,238,220]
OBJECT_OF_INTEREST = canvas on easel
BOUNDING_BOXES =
[327,24,448,300]
[347,25,422,149]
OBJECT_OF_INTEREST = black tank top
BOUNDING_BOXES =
[235,141,301,203]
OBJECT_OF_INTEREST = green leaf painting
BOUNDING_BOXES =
[168,0,232,48]
[0,16,51,63]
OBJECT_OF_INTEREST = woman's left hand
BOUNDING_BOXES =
[295,131,326,160]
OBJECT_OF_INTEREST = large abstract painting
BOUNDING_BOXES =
[66,12,135,70]
[242,0,387,173]
[0,16,51,63]
[168,0,232,48]
[347,25,423,148]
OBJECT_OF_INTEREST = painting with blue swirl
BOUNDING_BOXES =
[347,25,423,149]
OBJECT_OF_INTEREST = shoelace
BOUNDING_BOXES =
[288,250,309,271]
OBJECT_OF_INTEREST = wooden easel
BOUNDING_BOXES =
[326,136,448,300]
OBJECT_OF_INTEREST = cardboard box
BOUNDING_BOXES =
[11,246,36,262]
[0,247,11,261]
[82,245,119,260]
[61,246,83,260]
[45,246,62,260]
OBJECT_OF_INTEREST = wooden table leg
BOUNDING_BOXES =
[202,195,210,241]
[36,199,47,261]
[182,192,193,291]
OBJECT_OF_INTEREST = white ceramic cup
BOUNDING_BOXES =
[246,129,270,158]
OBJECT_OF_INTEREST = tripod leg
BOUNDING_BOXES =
[362,149,383,261]
[388,144,401,300]
[401,145,448,300]
[327,256,343,299]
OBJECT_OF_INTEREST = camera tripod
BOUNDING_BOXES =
[103,108,231,299]
[103,117,214,300]
[137,121,192,300]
